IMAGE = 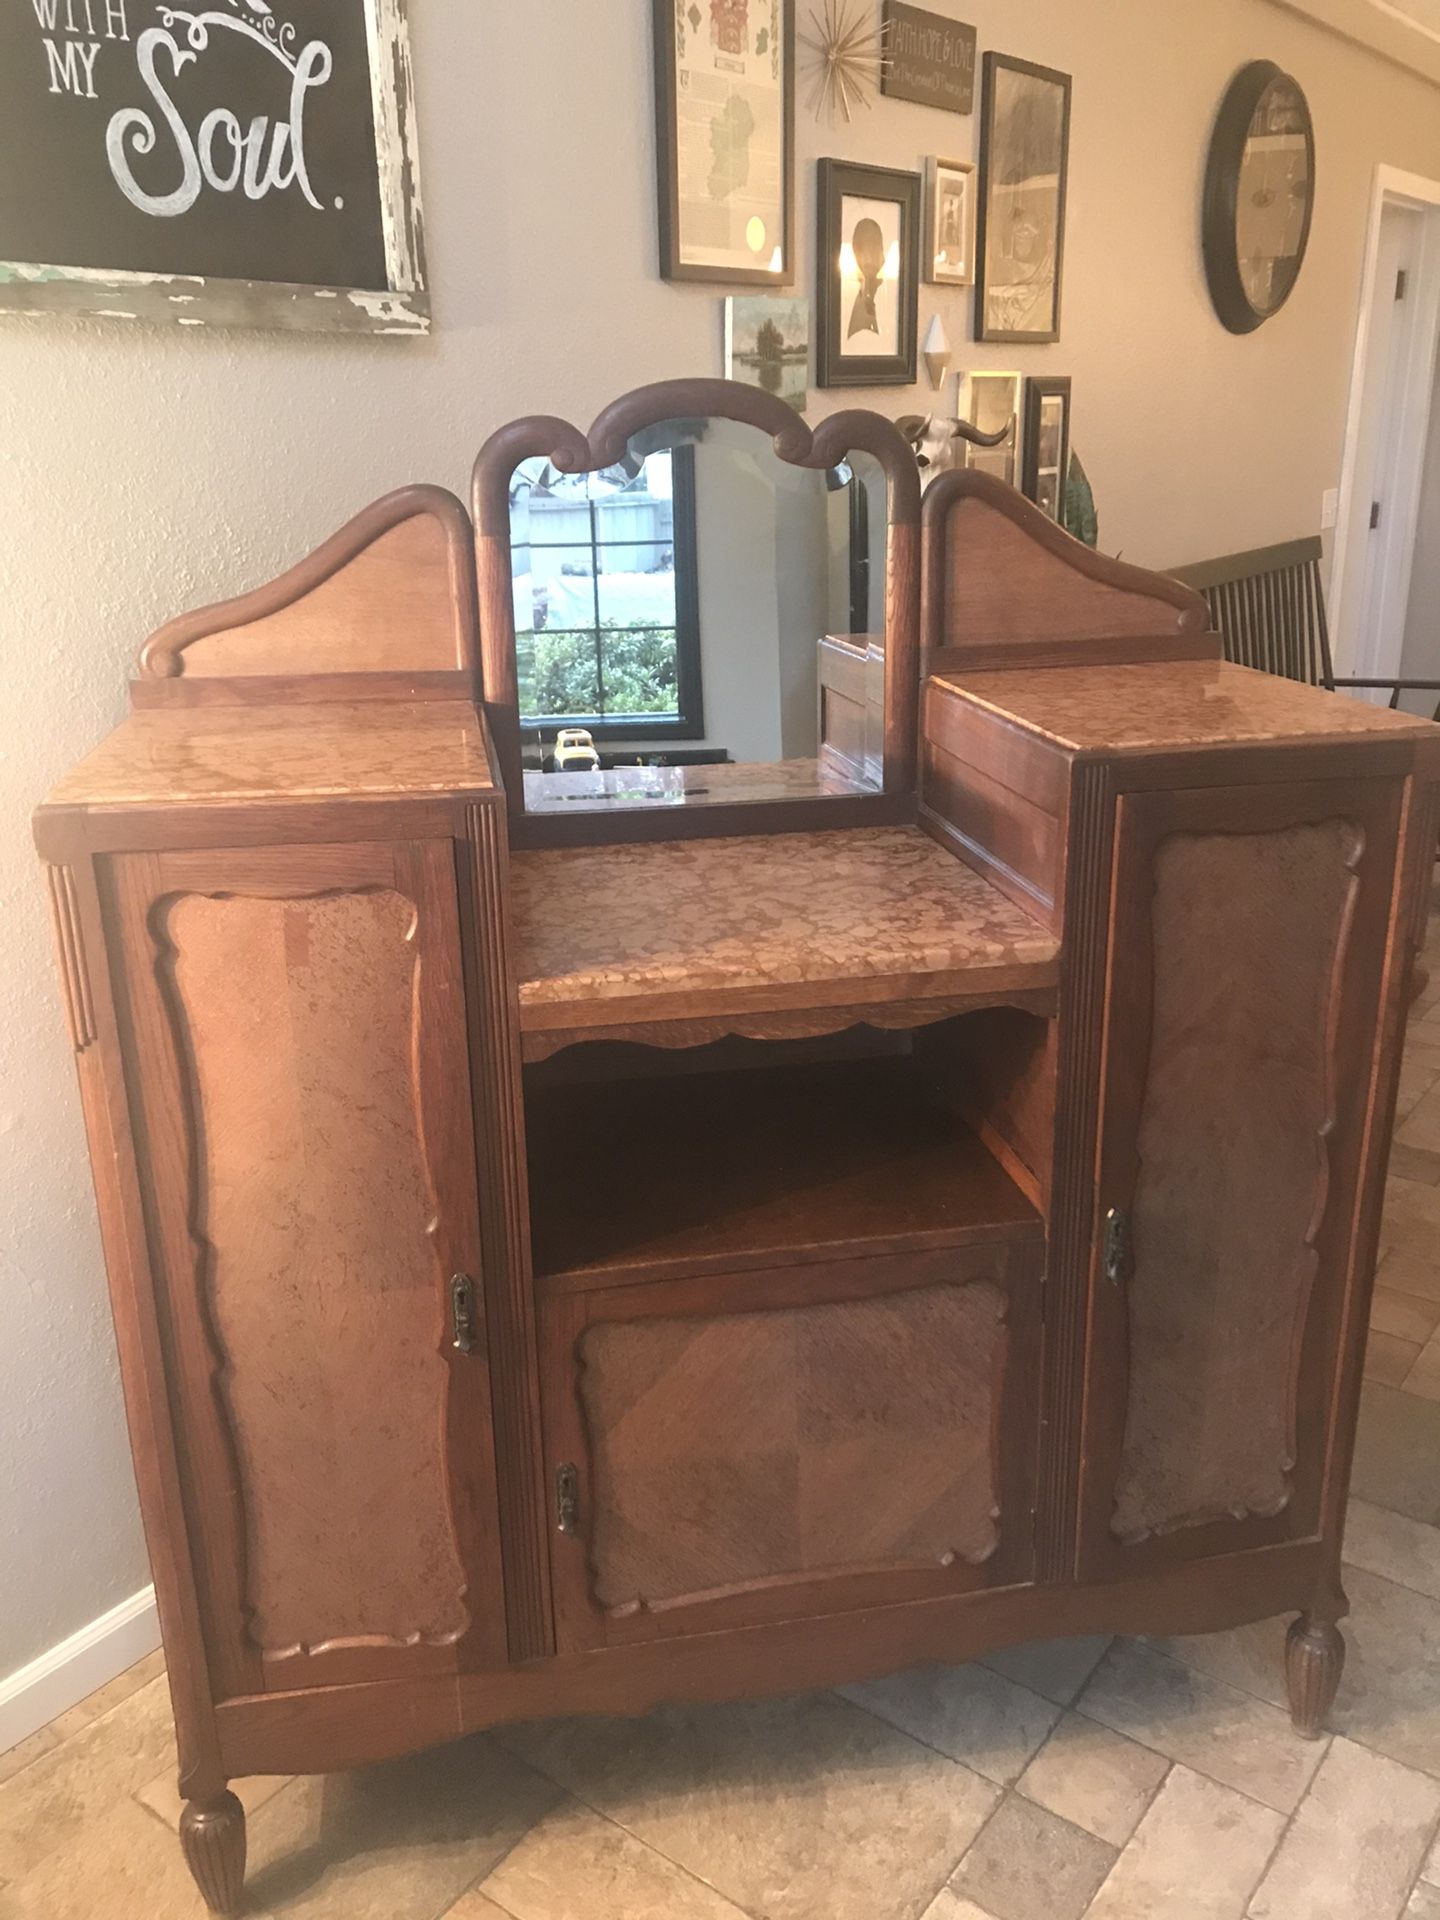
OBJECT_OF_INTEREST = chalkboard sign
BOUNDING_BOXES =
[0,0,427,332]
[880,3,976,115]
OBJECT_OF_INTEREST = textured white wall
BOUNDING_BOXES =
[3,0,1440,1678]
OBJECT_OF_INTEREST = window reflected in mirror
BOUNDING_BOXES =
[508,418,888,815]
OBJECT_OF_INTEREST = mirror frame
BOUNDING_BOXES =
[472,378,921,843]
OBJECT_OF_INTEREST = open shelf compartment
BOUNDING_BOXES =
[525,1048,1044,1289]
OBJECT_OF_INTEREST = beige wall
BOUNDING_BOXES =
[3,0,1440,1682]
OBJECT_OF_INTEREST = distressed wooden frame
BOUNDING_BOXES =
[0,0,428,335]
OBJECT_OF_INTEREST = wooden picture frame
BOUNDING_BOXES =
[925,157,975,286]
[654,0,796,286]
[817,159,921,389]
[1022,376,1072,522]
[0,0,428,334]
[975,53,1072,346]
[960,370,1022,487]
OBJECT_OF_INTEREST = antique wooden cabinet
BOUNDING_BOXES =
[35,383,1440,1912]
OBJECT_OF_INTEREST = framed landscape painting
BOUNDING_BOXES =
[725,293,809,410]
[654,0,795,285]
[975,53,1072,344]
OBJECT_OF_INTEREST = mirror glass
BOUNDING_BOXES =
[508,417,889,814]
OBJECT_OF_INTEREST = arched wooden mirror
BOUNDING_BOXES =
[473,379,920,842]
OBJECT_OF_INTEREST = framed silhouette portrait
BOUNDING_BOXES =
[817,159,920,387]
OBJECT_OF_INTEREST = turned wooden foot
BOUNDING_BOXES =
[1286,1614,1345,1739]
[180,1792,246,1914]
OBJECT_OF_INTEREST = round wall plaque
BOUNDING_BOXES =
[1203,61,1315,334]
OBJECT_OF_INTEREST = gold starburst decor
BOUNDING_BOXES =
[800,0,891,123]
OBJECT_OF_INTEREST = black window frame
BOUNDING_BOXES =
[516,444,705,745]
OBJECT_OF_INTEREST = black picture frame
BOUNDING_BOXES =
[1202,61,1315,335]
[1022,375,1072,522]
[975,53,1072,346]
[653,0,796,287]
[816,159,921,388]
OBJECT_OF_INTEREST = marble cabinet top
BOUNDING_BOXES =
[511,825,1060,1029]
[937,660,1440,756]
[44,701,495,808]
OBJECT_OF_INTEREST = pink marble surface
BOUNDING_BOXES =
[938,660,1440,755]
[45,702,495,807]
[511,825,1060,1019]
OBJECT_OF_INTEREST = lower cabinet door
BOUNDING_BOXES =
[540,1243,1042,1651]
[107,839,508,1697]
[1077,776,1404,1581]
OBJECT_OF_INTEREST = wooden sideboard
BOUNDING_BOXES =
[35,399,1440,1914]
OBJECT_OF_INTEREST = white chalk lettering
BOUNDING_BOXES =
[29,0,59,27]
[44,35,100,95]
[103,0,128,42]
[105,26,332,219]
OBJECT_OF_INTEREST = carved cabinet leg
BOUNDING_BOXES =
[180,1792,247,1914]
[1285,1614,1345,1739]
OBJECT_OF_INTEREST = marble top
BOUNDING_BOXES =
[939,660,1440,755]
[44,701,495,808]
[511,825,1060,1026]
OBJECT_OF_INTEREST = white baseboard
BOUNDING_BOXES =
[0,1587,160,1755]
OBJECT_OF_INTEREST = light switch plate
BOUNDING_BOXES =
[1321,488,1339,530]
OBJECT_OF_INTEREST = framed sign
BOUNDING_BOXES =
[0,0,427,333]
[816,157,919,388]
[654,0,795,285]
[975,52,1071,345]
[880,4,976,114]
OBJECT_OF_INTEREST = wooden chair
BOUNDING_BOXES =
[1169,535,1440,717]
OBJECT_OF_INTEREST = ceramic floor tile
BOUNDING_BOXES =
[45,1650,166,1743]
[445,1898,512,1919]
[1399,1088,1440,1153]
[1379,1178,1440,1259]
[1396,1064,1440,1124]
[238,1735,561,1920]
[1379,1247,1440,1305]
[1351,1381,1440,1525]
[499,1691,998,1920]
[1345,1499,1440,1602]
[1326,1565,1440,1774]
[1372,1287,1440,1345]
[473,1795,749,1920]
[978,1636,1111,1706]
[1387,1143,1440,1185]
[0,1728,58,1791]
[1083,1764,1283,1920]
[1076,1640,1323,1813]
[948,1795,1115,1920]
[1407,1884,1440,1919]
[839,1663,1060,1784]
[918,1895,1000,1920]
[1405,1337,1440,1402]
[1247,1735,1440,1919]
[1425,1822,1440,1885]
[1014,1711,1169,1846]
[4,1794,213,1920]
[1369,1330,1426,1386]
[1148,1615,1290,1713]
[0,1675,175,1883]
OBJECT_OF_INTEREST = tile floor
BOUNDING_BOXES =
[3,904,1439,1920]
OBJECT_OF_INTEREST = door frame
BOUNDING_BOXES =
[1330,165,1440,693]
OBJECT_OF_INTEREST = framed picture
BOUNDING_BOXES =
[960,369,1022,485]
[1022,375,1072,521]
[654,0,795,286]
[926,157,975,285]
[817,159,921,388]
[725,293,809,411]
[975,53,1072,345]
[0,0,427,333]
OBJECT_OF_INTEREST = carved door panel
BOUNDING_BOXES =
[541,1243,1042,1652]
[106,840,507,1698]
[1077,777,1403,1581]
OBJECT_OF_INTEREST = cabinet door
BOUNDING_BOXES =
[541,1244,1041,1651]
[107,840,507,1697]
[1077,778,1403,1580]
